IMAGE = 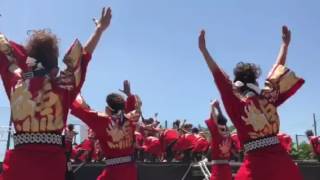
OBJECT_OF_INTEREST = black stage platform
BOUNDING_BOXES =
[71,161,320,180]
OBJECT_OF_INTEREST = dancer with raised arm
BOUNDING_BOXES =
[198,26,304,180]
[0,6,112,180]
[205,100,232,180]
[71,80,141,180]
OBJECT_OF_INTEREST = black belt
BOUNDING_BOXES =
[13,133,63,147]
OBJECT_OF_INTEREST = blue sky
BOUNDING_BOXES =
[0,0,320,140]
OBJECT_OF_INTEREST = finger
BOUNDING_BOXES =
[106,7,112,17]
[282,25,288,34]
[200,29,205,36]
[101,7,106,19]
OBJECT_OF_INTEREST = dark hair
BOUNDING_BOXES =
[106,93,125,113]
[173,120,181,128]
[217,114,228,126]
[67,124,74,131]
[25,29,59,71]
[192,127,199,134]
[143,118,154,125]
[305,130,314,137]
[233,62,262,94]
[183,123,193,129]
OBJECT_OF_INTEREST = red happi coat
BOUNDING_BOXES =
[173,133,197,153]
[231,133,241,153]
[192,135,209,153]
[142,136,162,158]
[309,136,320,156]
[71,95,139,180]
[277,132,292,153]
[212,64,304,180]
[0,34,91,180]
[206,119,232,180]
[159,129,179,152]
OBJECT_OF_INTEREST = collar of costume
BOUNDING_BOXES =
[23,56,49,79]
[233,80,261,95]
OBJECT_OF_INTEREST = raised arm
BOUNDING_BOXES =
[84,7,112,54]
[199,30,242,122]
[205,100,220,137]
[71,94,102,130]
[199,30,221,75]
[274,26,291,66]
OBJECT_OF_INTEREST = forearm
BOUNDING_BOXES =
[275,44,289,66]
[84,27,104,54]
[201,48,220,74]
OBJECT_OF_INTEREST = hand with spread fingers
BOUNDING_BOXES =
[93,7,112,32]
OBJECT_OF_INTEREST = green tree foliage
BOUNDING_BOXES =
[291,142,313,160]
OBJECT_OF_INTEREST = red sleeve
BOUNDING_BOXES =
[71,95,102,131]
[205,118,220,138]
[264,65,304,107]
[212,67,244,125]
[125,95,137,113]
[68,51,92,104]
[0,42,25,98]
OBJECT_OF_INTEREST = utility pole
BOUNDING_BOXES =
[313,113,317,136]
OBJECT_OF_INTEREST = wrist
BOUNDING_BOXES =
[95,26,105,34]
[282,43,289,48]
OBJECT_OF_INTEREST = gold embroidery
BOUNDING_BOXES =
[11,79,64,132]
[106,121,133,150]
[242,100,280,139]
[0,34,12,55]
[219,139,231,157]
[241,102,270,132]
[10,83,36,122]
[263,65,301,103]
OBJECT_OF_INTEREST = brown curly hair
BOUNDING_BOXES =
[25,29,59,71]
[233,62,262,94]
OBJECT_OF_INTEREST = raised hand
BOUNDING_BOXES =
[93,7,112,32]
[282,26,291,46]
[119,80,131,96]
[210,100,219,120]
[198,30,207,52]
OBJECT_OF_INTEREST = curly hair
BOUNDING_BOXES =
[25,29,59,71]
[106,93,125,113]
[233,62,262,94]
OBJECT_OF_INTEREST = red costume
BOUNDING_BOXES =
[71,95,138,180]
[309,136,320,156]
[0,34,91,180]
[206,119,232,180]
[277,133,292,153]
[173,133,197,153]
[142,136,162,159]
[231,133,241,153]
[159,129,179,152]
[213,64,304,180]
[192,135,209,154]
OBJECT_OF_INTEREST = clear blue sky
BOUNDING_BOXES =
[0,0,320,138]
